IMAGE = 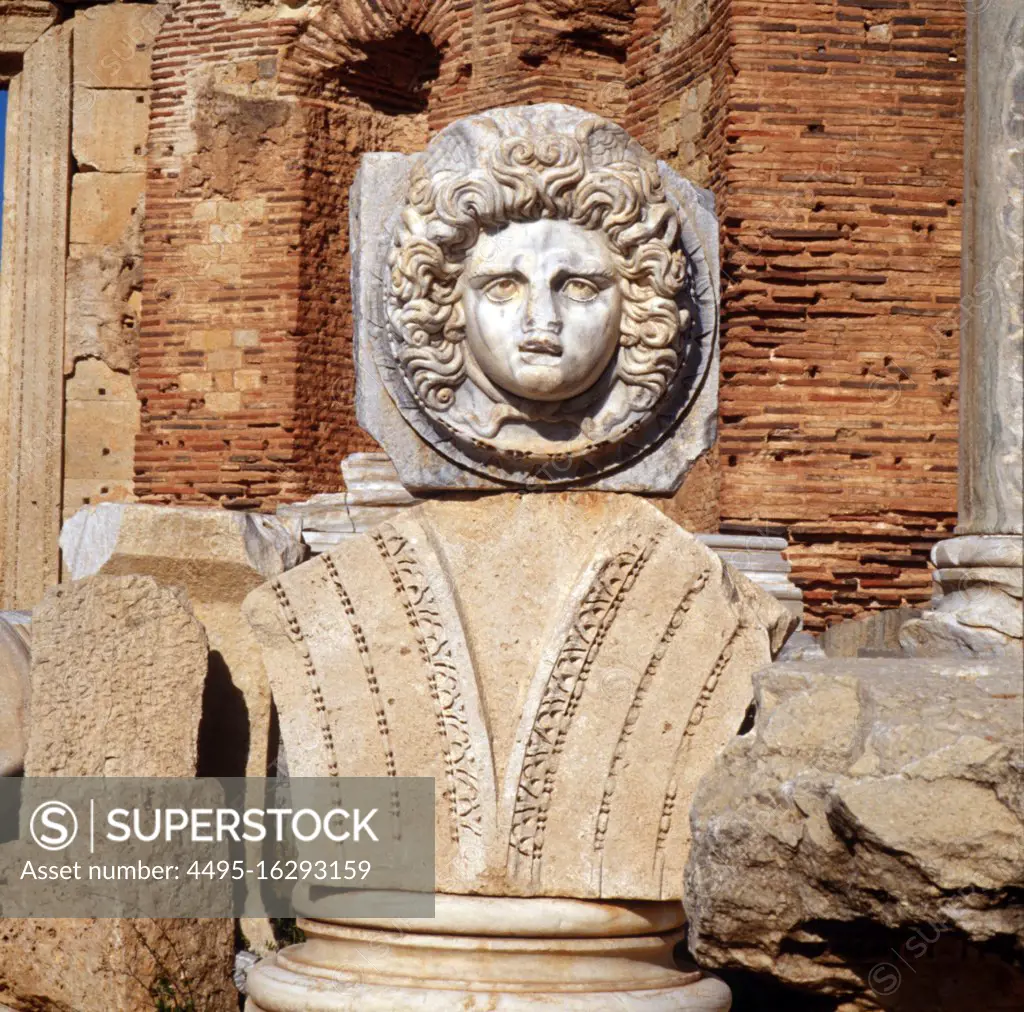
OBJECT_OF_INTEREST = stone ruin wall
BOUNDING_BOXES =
[0,0,965,630]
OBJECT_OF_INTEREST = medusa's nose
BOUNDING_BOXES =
[523,275,562,333]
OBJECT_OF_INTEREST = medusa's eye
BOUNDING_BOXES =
[481,277,520,303]
[560,277,601,302]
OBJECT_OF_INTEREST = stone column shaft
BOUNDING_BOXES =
[901,3,1023,656]
[958,0,1023,536]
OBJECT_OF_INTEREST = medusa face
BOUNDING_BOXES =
[459,219,623,403]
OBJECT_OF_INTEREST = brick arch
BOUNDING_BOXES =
[135,0,453,506]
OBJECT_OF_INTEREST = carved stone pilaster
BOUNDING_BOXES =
[0,23,71,609]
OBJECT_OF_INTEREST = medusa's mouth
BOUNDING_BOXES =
[519,332,563,359]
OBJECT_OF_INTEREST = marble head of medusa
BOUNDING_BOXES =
[384,112,695,466]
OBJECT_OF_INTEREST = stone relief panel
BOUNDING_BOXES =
[245,495,795,901]
[354,104,719,492]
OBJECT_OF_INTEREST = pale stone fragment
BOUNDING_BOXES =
[246,493,795,900]
[686,657,1024,1008]
[0,611,31,776]
[901,534,1023,657]
[24,574,207,776]
[59,502,305,777]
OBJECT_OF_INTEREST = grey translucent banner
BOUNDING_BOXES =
[0,778,435,918]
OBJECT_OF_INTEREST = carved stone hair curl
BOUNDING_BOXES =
[386,125,688,413]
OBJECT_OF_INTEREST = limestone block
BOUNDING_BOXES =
[62,359,140,519]
[246,493,795,900]
[60,503,306,776]
[69,172,145,246]
[24,574,208,776]
[0,2,57,54]
[4,575,236,1010]
[0,611,31,776]
[0,917,237,1012]
[686,657,1024,1009]
[72,86,149,172]
[72,3,167,89]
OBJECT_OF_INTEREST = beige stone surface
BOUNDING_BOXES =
[0,25,71,610]
[0,918,237,1012]
[72,86,149,172]
[71,85,148,172]
[60,503,305,776]
[0,1,57,55]
[69,172,145,246]
[24,574,207,776]
[62,359,139,520]
[0,612,30,776]
[246,493,795,900]
[72,3,167,89]
[65,232,143,372]
[685,656,1024,1009]
[2,574,235,1011]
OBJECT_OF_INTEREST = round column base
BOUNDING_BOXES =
[244,897,731,1012]
[900,535,1023,656]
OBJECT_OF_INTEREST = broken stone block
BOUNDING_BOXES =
[24,574,208,776]
[686,656,1024,1010]
[2,575,235,1011]
[60,503,305,776]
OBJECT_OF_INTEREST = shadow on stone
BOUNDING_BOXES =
[196,650,250,778]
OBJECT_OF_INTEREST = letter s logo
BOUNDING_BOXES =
[30,801,78,851]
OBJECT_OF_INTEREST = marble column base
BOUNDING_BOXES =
[244,896,731,1011]
[900,535,1023,656]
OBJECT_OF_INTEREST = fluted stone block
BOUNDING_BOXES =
[246,493,795,901]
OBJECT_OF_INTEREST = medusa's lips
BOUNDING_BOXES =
[519,332,563,357]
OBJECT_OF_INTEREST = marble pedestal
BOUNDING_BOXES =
[245,896,731,1011]
[900,534,1023,656]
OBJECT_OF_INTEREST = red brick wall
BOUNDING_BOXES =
[712,0,963,629]
[135,0,964,627]
[136,2,308,506]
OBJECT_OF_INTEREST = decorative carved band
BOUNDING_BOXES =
[509,534,661,881]
[321,554,400,822]
[593,564,712,873]
[654,618,745,882]
[270,578,339,777]
[372,524,483,845]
